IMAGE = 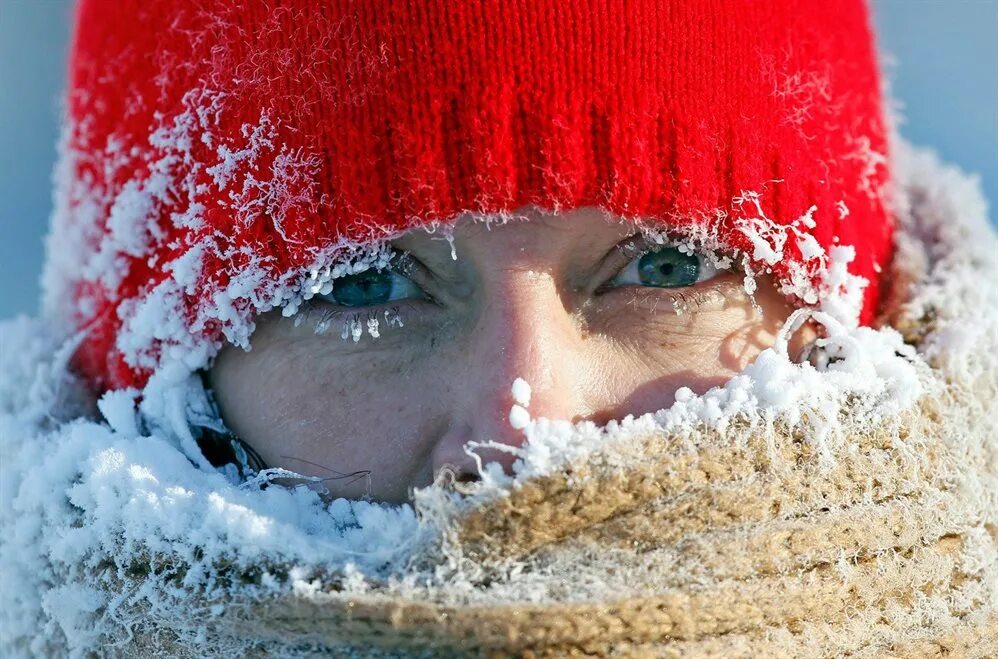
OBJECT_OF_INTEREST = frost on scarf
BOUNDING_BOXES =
[2,143,996,656]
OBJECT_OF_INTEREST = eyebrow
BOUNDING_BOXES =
[389,238,469,291]
[392,218,646,284]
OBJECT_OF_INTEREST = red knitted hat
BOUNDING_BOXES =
[45,0,893,392]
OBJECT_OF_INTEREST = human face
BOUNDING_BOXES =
[209,207,806,503]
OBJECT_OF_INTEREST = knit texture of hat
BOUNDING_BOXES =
[44,0,894,391]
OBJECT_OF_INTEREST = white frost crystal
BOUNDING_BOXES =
[509,404,531,430]
[509,378,533,429]
[4,140,995,657]
[511,377,532,407]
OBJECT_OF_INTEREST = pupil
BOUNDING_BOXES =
[659,263,674,276]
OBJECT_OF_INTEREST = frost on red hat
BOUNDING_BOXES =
[44,0,894,392]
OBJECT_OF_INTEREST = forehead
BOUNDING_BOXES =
[395,205,640,257]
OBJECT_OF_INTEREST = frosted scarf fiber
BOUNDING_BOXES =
[1,144,995,656]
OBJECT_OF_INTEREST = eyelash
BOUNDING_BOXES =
[297,237,723,330]
[613,285,713,315]
[293,299,420,339]
[658,289,711,313]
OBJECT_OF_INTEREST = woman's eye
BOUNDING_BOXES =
[609,246,718,289]
[319,268,425,308]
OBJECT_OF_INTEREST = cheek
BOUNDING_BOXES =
[586,287,789,417]
[209,334,444,500]
[714,307,787,371]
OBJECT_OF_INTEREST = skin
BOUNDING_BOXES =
[209,206,811,503]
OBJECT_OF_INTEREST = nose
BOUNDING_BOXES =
[430,268,587,483]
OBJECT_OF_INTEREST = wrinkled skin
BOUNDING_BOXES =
[210,207,811,503]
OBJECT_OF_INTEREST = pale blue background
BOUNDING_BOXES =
[1,0,996,317]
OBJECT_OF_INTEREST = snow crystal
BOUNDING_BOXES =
[42,86,409,387]
[511,377,532,407]
[509,404,531,431]
[4,139,996,656]
[492,306,925,482]
[732,191,789,265]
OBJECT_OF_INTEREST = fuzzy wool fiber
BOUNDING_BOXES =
[1,143,996,657]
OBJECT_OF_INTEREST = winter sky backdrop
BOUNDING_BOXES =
[1,0,995,318]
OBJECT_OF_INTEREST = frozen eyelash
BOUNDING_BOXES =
[619,287,711,317]
[663,290,711,315]
[292,301,409,342]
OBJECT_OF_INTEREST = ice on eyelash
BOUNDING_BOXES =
[336,310,404,342]
[293,226,752,338]
[343,318,362,342]
[296,307,404,341]
[667,292,706,316]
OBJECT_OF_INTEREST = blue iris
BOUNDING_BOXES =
[328,268,422,307]
[636,247,701,288]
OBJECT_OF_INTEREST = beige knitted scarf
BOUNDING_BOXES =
[159,397,991,658]
[119,146,998,657]
[2,144,995,658]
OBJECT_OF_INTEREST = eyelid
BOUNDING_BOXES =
[391,246,478,304]
[590,234,659,293]
[596,234,721,292]
[308,250,428,311]
[390,250,446,301]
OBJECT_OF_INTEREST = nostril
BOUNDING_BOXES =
[433,462,482,489]
[454,471,480,484]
